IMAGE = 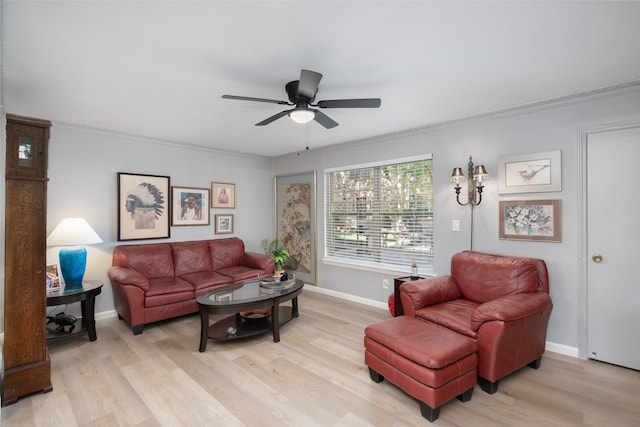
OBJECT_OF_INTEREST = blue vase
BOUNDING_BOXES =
[59,246,87,288]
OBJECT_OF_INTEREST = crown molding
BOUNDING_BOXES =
[297,80,640,156]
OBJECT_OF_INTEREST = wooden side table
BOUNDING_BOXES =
[46,280,103,341]
[393,275,425,317]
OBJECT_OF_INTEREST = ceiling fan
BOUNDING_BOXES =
[222,69,381,129]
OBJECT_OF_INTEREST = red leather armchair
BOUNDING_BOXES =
[400,251,553,394]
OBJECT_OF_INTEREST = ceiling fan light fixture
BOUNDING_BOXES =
[289,108,315,124]
[223,69,380,128]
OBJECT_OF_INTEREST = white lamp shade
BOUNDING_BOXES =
[47,218,103,246]
[289,109,315,124]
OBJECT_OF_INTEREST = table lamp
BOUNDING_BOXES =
[47,217,103,289]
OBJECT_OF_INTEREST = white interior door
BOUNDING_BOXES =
[587,125,640,370]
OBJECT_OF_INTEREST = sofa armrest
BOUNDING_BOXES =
[107,266,150,292]
[399,276,462,317]
[471,292,552,331]
[242,251,275,272]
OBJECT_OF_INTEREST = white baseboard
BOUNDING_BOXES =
[95,309,118,321]
[93,285,582,360]
[545,341,579,358]
[304,284,580,359]
[93,286,388,321]
[304,284,388,310]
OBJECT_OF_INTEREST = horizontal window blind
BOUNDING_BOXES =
[324,157,433,272]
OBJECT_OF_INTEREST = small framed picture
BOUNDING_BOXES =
[499,199,562,242]
[215,291,233,302]
[46,264,61,290]
[497,150,562,194]
[211,182,236,209]
[171,186,210,226]
[214,214,234,234]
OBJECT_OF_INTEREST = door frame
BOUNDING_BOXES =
[578,122,640,360]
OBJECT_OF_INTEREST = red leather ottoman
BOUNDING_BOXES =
[364,316,477,422]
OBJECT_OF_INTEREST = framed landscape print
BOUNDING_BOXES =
[171,186,210,226]
[214,214,234,234]
[211,182,236,208]
[275,171,317,284]
[499,199,561,242]
[118,172,170,241]
[497,150,561,194]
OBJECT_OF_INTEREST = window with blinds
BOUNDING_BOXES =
[324,156,433,273]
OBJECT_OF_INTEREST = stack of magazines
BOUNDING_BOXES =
[259,277,296,290]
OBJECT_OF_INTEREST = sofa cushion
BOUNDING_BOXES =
[209,237,245,271]
[416,299,479,338]
[217,265,265,283]
[172,241,212,276]
[452,252,539,303]
[112,243,175,279]
[179,270,232,292]
[145,277,194,308]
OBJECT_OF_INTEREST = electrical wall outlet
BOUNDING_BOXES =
[382,279,390,289]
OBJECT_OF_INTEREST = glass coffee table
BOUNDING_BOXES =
[196,278,304,352]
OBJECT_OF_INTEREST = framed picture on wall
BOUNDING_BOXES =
[497,150,561,194]
[214,214,234,234]
[171,186,210,226]
[275,171,317,285]
[499,199,561,242]
[211,182,236,208]
[118,172,170,241]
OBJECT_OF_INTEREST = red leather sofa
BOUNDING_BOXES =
[399,251,553,394]
[108,237,274,335]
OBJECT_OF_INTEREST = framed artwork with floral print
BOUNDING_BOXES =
[499,199,561,242]
[275,171,316,284]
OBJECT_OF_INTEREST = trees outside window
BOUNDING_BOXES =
[325,157,433,272]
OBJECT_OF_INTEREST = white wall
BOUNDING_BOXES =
[45,124,275,316]
[273,85,640,354]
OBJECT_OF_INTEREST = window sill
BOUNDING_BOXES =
[322,257,434,277]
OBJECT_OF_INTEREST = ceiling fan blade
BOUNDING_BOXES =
[313,109,339,129]
[255,110,291,126]
[297,69,323,100]
[222,94,289,105]
[317,98,381,108]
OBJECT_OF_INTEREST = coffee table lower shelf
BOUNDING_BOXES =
[208,306,296,342]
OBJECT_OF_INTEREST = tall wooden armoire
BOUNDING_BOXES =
[2,114,52,406]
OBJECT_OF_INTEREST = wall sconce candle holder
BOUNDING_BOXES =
[451,156,488,206]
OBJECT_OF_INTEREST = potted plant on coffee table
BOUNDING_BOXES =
[262,238,290,279]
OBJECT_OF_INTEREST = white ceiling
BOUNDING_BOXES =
[3,1,640,157]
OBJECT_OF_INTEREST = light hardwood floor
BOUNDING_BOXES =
[2,289,639,426]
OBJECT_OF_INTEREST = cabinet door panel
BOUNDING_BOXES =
[4,180,47,368]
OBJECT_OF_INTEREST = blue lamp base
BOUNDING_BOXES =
[59,246,87,289]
